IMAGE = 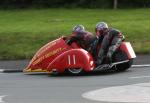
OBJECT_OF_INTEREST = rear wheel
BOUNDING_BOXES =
[115,59,133,72]
[112,50,133,72]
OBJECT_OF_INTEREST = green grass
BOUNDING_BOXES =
[0,8,150,60]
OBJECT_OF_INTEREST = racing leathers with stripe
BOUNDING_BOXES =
[94,28,125,65]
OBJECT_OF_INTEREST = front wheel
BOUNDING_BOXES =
[67,68,83,75]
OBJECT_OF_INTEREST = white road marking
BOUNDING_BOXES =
[132,64,150,67]
[0,69,4,73]
[0,69,22,73]
[82,83,150,103]
[130,76,150,79]
[0,95,6,103]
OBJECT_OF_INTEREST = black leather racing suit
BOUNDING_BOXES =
[66,31,96,51]
[93,28,125,65]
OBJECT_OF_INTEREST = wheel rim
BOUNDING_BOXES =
[68,68,82,74]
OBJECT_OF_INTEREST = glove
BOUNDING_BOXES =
[66,39,72,45]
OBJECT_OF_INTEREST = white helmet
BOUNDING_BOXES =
[73,25,85,32]
[96,22,108,30]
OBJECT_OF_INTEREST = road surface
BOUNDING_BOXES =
[0,54,150,103]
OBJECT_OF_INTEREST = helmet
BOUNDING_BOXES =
[95,22,108,37]
[96,22,108,30]
[73,25,85,33]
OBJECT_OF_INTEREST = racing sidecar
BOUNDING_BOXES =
[24,37,136,75]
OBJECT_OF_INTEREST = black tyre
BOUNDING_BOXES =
[67,68,83,75]
[112,50,133,72]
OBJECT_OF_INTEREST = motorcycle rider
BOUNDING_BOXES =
[93,22,125,65]
[66,25,96,51]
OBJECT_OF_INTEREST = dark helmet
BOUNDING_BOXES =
[95,22,108,37]
[73,25,85,33]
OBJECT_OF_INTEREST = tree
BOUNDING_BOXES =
[113,0,118,9]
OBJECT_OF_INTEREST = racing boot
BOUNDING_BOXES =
[106,51,113,64]
[95,48,105,66]
[106,45,118,64]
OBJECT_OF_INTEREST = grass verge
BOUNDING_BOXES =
[0,8,150,59]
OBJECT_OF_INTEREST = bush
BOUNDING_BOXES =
[0,0,150,9]
[118,0,150,8]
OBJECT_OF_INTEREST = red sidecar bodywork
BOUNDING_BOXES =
[24,36,136,74]
[24,37,95,74]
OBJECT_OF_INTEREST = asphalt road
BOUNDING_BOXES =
[0,67,150,103]
[0,54,150,103]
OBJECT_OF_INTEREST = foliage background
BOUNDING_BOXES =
[0,0,150,9]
